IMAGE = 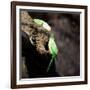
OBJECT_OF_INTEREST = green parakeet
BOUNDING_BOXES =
[34,18,58,72]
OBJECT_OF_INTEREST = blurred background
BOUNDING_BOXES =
[22,10,80,77]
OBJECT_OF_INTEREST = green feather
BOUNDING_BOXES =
[47,34,58,72]
[49,36,58,56]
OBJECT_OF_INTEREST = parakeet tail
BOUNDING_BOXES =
[47,58,53,72]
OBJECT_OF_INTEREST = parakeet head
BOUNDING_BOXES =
[33,19,51,31]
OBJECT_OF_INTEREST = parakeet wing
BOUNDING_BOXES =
[47,37,58,72]
[49,37,58,58]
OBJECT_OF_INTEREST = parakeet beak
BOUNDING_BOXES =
[42,22,51,31]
